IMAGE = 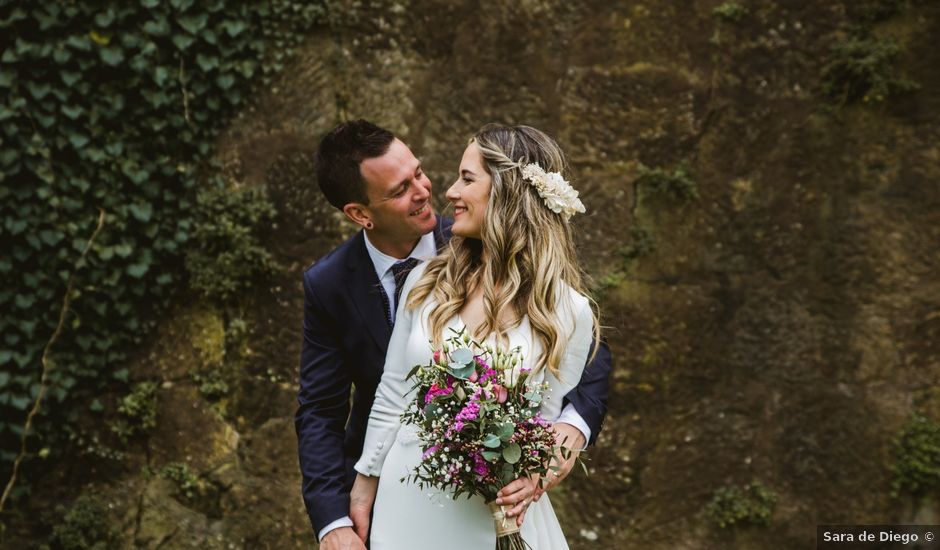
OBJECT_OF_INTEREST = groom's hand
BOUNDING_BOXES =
[349,474,378,544]
[533,422,585,502]
[320,527,366,550]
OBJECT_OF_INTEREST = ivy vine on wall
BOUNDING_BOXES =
[0,0,331,502]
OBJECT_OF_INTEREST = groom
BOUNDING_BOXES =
[296,120,612,549]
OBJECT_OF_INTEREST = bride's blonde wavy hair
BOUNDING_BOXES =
[407,124,599,377]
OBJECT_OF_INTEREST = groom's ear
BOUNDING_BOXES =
[343,203,372,229]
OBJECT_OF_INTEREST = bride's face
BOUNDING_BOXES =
[446,143,492,240]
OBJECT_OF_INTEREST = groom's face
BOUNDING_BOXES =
[360,139,437,242]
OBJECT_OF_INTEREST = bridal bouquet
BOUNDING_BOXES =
[400,328,558,550]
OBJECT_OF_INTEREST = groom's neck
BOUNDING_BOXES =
[365,230,424,260]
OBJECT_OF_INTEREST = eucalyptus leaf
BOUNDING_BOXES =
[481,450,500,462]
[448,364,475,380]
[451,347,474,366]
[482,434,501,448]
[502,443,522,464]
[496,422,515,441]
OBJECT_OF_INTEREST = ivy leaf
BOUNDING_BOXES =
[177,13,208,34]
[153,65,169,86]
[100,46,124,66]
[143,18,170,37]
[127,262,149,278]
[26,82,51,100]
[68,133,90,149]
[129,203,153,222]
[172,33,195,50]
[61,104,84,120]
[89,31,110,46]
[114,243,133,258]
[141,0,160,7]
[94,10,115,28]
[60,71,81,86]
[215,73,234,89]
[196,53,218,71]
[222,20,247,37]
[39,230,63,246]
[105,142,124,156]
[0,70,12,88]
[53,48,72,64]
[66,35,91,51]
[10,394,30,410]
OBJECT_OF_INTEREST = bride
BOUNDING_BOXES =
[349,124,599,550]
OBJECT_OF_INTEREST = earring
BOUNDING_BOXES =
[365,221,373,229]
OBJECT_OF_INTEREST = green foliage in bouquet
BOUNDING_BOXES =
[890,414,940,498]
[705,481,777,528]
[0,0,333,496]
[401,328,558,501]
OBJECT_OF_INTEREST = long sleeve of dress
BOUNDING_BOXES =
[541,291,594,422]
[354,263,427,477]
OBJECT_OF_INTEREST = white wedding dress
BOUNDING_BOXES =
[355,263,594,550]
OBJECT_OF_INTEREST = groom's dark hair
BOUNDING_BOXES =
[315,119,395,210]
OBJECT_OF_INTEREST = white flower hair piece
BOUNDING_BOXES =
[520,163,586,220]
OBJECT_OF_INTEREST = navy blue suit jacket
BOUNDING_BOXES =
[295,216,612,538]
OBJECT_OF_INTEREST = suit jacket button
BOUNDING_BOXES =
[377,442,384,449]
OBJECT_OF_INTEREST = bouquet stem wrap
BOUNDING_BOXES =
[488,501,527,549]
[487,501,521,537]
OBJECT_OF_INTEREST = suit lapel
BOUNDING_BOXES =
[347,232,393,353]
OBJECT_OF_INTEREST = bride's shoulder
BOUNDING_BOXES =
[556,281,591,312]
[554,282,592,321]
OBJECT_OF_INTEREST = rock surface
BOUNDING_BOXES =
[10,1,939,549]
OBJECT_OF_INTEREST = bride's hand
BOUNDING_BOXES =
[350,474,379,542]
[495,474,540,527]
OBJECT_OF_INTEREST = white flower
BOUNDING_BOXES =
[521,163,586,220]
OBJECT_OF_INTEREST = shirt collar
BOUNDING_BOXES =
[363,230,437,280]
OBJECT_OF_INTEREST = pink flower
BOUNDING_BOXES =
[424,382,453,403]
[433,350,441,363]
[493,384,508,404]
[469,370,479,382]
[422,444,441,459]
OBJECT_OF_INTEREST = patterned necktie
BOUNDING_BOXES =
[391,258,420,315]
